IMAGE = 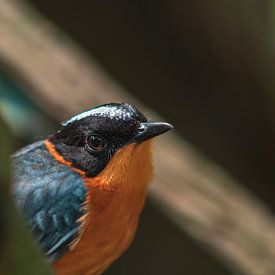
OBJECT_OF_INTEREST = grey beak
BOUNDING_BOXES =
[134,122,173,142]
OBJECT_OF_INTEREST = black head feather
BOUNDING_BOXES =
[49,103,148,177]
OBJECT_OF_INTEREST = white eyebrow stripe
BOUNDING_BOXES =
[62,106,133,126]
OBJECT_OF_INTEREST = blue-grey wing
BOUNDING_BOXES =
[12,141,87,262]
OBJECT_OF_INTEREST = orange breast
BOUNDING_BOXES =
[52,141,153,275]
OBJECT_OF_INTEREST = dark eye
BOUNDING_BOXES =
[86,135,106,153]
[136,124,146,134]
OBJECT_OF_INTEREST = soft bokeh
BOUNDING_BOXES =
[0,1,274,274]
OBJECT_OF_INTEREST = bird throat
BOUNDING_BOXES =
[86,140,153,190]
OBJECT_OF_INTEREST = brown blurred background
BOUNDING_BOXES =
[0,0,274,274]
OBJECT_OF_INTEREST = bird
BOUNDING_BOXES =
[12,103,173,275]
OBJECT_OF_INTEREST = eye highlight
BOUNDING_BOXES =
[85,135,106,153]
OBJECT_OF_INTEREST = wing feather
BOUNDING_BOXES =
[12,141,87,262]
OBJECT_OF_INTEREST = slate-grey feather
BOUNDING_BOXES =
[12,141,87,262]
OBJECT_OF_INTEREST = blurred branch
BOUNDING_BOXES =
[0,0,274,274]
[0,117,52,274]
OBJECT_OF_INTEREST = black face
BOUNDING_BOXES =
[49,103,172,177]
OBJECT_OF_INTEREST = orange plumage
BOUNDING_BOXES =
[47,139,153,275]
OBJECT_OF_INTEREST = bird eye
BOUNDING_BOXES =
[136,124,146,134]
[86,135,106,153]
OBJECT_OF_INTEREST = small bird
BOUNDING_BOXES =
[12,103,172,275]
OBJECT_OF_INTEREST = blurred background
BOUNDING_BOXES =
[0,0,274,274]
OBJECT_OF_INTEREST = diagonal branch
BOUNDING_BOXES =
[0,0,274,274]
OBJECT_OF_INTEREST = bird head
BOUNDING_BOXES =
[48,103,172,178]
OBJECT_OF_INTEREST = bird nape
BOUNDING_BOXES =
[12,103,173,275]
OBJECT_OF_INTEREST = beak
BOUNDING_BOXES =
[134,122,173,143]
